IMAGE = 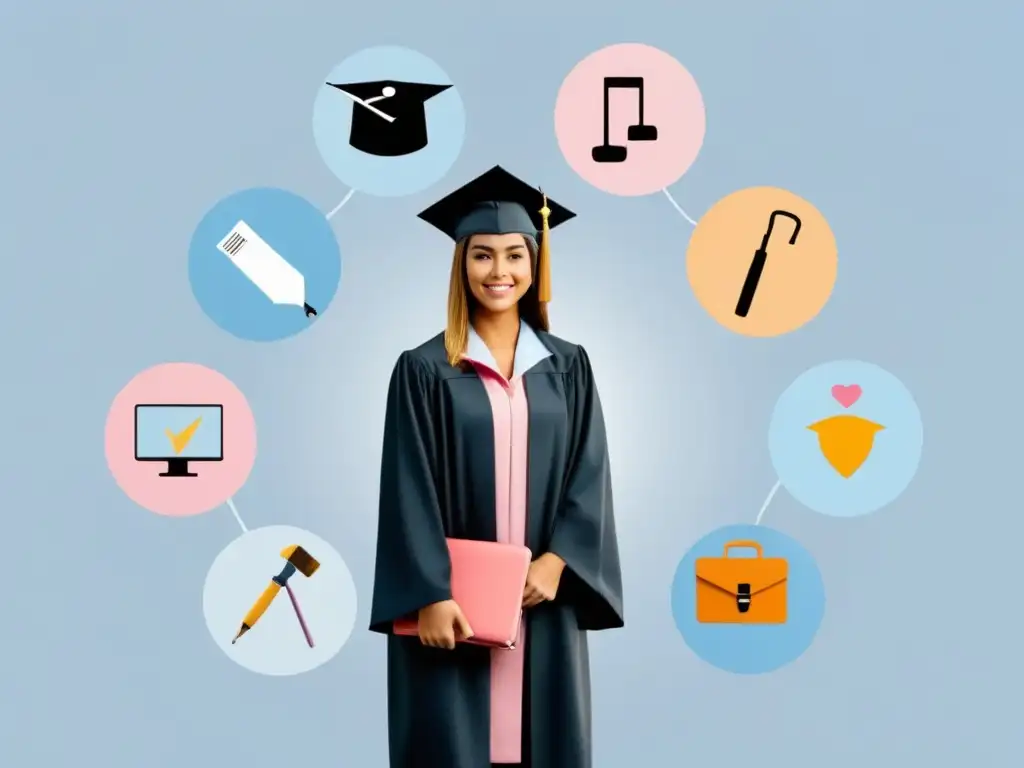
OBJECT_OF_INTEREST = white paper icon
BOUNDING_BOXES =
[216,220,316,317]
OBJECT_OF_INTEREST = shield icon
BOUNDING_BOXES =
[807,414,885,478]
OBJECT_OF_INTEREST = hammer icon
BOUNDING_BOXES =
[232,545,319,648]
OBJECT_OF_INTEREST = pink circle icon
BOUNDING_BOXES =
[104,362,257,517]
[554,43,706,197]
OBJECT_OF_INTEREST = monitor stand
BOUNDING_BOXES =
[160,459,198,477]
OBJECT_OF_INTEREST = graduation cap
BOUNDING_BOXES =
[418,166,575,302]
[326,79,452,157]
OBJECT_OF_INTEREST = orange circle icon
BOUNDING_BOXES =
[686,187,837,337]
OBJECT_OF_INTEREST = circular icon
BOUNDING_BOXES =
[104,363,257,516]
[769,360,923,517]
[312,45,466,197]
[188,187,342,342]
[554,43,705,197]
[671,524,825,675]
[686,187,837,337]
[203,525,358,676]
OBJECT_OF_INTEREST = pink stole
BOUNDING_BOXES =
[472,363,529,764]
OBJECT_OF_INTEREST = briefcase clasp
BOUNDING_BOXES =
[737,583,751,613]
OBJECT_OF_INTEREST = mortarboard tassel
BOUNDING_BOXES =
[537,191,552,303]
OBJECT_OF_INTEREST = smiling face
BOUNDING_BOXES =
[464,233,533,315]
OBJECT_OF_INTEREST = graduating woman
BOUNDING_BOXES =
[369,166,624,768]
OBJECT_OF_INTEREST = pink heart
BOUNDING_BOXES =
[831,384,862,408]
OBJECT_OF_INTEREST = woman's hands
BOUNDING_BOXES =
[523,552,566,608]
[417,599,473,649]
[416,553,565,649]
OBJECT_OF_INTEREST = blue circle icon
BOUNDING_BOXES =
[312,46,466,197]
[188,188,342,342]
[671,524,825,675]
[769,360,923,517]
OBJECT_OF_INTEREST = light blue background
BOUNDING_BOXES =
[770,360,924,517]
[188,187,342,341]
[312,45,466,196]
[135,404,223,459]
[203,525,358,677]
[4,1,1022,766]
[671,524,826,675]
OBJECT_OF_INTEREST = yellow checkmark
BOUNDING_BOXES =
[165,417,202,455]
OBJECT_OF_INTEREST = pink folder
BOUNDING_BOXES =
[393,538,532,649]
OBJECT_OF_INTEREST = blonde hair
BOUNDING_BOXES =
[444,236,550,366]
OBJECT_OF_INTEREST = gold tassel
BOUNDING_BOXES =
[538,190,552,303]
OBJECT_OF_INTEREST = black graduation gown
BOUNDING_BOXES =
[369,330,624,768]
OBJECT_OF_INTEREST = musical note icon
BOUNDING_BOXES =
[591,76,659,164]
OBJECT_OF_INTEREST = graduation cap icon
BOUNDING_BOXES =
[326,79,452,157]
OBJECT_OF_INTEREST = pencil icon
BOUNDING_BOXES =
[233,545,319,648]
[216,221,317,317]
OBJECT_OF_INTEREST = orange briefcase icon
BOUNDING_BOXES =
[695,540,788,624]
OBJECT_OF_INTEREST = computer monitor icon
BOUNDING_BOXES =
[134,404,224,477]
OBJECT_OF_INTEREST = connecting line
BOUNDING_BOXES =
[754,480,782,526]
[225,497,248,533]
[661,188,698,227]
[220,190,353,535]
[326,189,355,220]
